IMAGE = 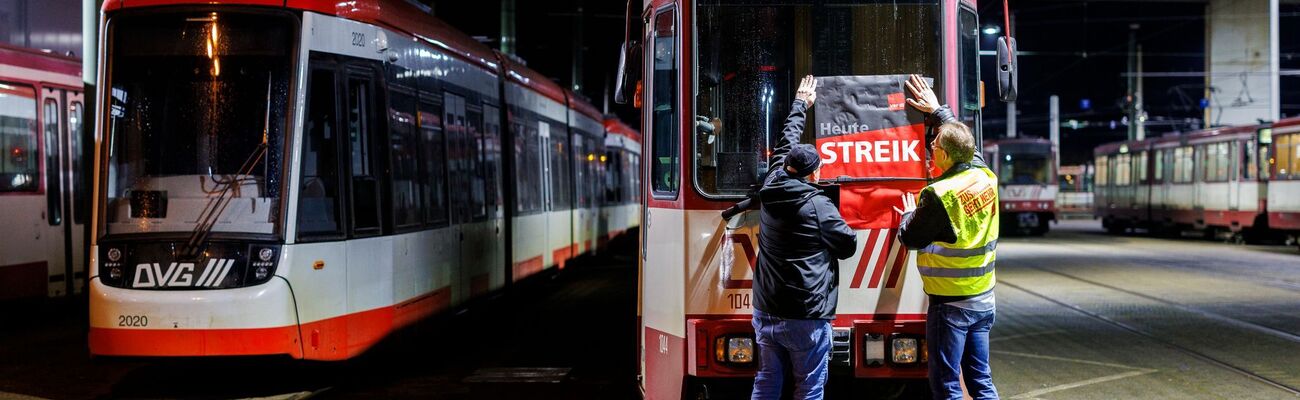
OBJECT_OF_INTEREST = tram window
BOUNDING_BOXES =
[1215,142,1230,181]
[0,83,38,193]
[482,104,502,216]
[958,6,980,125]
[573,136,586,207]
[70,101,87,224]
[444,93,468,222]
[1137,151,1148,183]
[1276,134,1295,179]
[43,98,63,225]
[389,85,422,229]
[1153,148,1164,183]
[418,97,448,224]
[467,104,487,218]
[298,68,343,239]
[515,119,542,214]
[587,134,601,207]
[1244,141,1254,180]
[550,124,570,210]
[693,1,942,196]
[347,75,382,235]
[1115,153,1131,186]
[1094,155,1108,186]
[649,8,679,198]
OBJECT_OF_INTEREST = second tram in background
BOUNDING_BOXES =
[984,138,1057,235]
[0,43,88,301]
[1094,116,1300,248]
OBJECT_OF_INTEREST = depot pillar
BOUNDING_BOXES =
[1206,0,1280,126]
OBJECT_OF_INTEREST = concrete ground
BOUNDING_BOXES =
[1,222,1299,399]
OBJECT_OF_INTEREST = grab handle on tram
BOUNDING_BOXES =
[720,197,756,220]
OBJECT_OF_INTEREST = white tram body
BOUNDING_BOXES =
[1266,117,1300,239]
[622,0,988,396]
[0,44,88,300]
[1094,123,1270,236]
[984,138,1057,235]
[89,0,639,359]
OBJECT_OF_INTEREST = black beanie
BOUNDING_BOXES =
[787,143,822,178]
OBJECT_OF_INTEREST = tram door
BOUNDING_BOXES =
[40,87,86,297]
[1228,142,1241,211]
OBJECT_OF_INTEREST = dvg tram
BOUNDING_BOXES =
[983,138,1056,235]
[615,0,1013,397]
[89,0,640,359]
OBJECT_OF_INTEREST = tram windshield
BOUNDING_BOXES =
[694,0,942,197]
[101,11,294,237]
[998,143,1054,185]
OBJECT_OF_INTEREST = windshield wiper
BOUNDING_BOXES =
[183,74,273,257]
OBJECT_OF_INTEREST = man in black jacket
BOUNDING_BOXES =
[751,75,858,400]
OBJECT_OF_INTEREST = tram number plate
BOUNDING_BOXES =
[118,315,149,327]
[726,293,751,310]
[1018,212,1039,228]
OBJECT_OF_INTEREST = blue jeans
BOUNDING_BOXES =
[927,303,998,400]
[750,309,832,400]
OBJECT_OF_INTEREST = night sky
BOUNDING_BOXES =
[429,0,1299,166]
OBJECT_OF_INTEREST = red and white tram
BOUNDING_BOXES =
[616,0,1005,397]
[1094,121,1273,239]
[984,138,1056,235]
[89,0,640,359]
[1267,117,1300,247]
[0,44,88,300]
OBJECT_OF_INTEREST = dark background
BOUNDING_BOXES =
[1,0,1295,166]
[427,0,1300,167]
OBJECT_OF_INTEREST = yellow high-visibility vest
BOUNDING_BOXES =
[915,167,999,297]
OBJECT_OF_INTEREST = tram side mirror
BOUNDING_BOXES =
[614,41,643,105]
[996,36,1018,102]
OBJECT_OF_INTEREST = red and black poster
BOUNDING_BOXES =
[814,75,931,229]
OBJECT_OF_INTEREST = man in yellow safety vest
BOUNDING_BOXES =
[896,75,1000,400]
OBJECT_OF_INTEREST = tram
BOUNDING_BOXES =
[1267,117,1300,248]
[0,44,88,301]
[984,138,1056,235]
[615,0,1016,397]
[1092,118,1298,243]
[89,0,640,359]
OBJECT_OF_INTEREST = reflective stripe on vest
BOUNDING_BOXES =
[918,261,995,278]
[915,166,999,297]
[919,239,997,258]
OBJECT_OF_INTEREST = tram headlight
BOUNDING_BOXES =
[714,335,755,364]
[245,245,281,285]
[863,333,885,366]
[107,248,121,262]
[108,266,122,280]
[891,336,925,364]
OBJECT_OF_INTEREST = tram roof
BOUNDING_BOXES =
[1094,122,1264,155]
[101,0,573,105]
[604,117,641,144]
[984,137,1052,147]
[0,43,82,78]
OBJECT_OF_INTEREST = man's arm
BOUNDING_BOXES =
[898,188,958,249]
[769,99,808,172]
[770,75,818,172]
[813,197,858,260]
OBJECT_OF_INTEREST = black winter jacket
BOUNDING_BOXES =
[753,99,858,321]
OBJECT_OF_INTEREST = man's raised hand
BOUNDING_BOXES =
[892,192,918,216]
[796,75,818,105]
[905,74,939,114]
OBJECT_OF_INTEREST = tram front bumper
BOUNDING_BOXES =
[88,277,302,358]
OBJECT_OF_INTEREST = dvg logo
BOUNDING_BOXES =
[132,259,235,288]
